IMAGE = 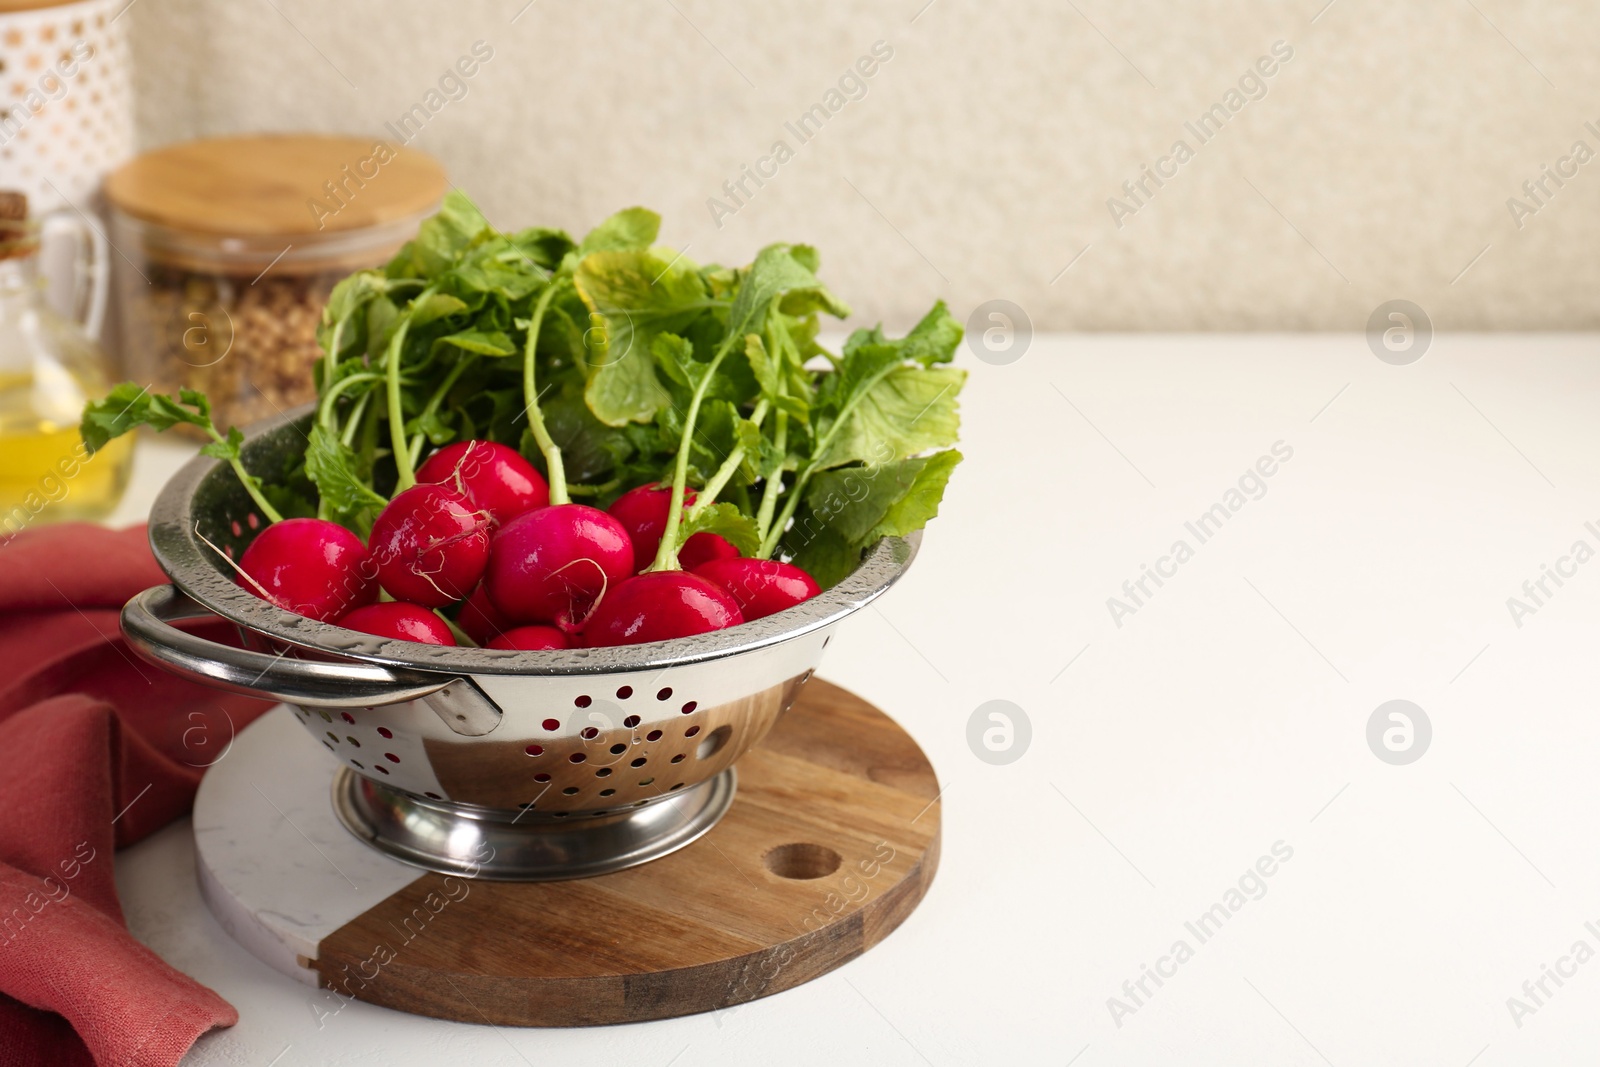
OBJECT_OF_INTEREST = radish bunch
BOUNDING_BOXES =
[227,436,820,648]
[81,194,968,651]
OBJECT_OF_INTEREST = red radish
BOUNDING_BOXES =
[368,483,491,607]
[417,440,549,526]
[582,571,743,646]
[484,504,633,630]
[679,529,740,570]
[607,482,738,573]
[486,625,571,651]
[338,602,456,645]
[236,517,377,621]
[457,584,511,646]
[692,558,820,621]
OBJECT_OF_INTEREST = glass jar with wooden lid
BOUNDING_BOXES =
[104,135,446,434]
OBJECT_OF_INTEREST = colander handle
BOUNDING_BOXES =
[121,585,455,708]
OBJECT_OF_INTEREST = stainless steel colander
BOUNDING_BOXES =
[121,409,917,880]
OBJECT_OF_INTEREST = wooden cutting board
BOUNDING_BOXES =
[200,680,941,1027]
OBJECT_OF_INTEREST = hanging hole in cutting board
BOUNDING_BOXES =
[763,843,842,880]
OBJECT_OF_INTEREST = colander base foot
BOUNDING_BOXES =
[330,767,736,881]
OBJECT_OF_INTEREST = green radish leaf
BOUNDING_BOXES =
[841,301,962,367]
[449,256,545,302]
[814,364,965,470]
[783,524,859,590]
[305,423,388,523]
[262,482,318,520]
[900,300,963,365]
[542,377,633,485]
[198,425,244,462]
[678,501,761,556]
[511,226,577,270]
[407,408,456,446]
[803,450,963,543]
[364,295,399,361]
[408,293,470,328]
[80,383,210,452]
[406,190,489,276]
[785,451,962,586]
[575,251,707,425]
[317,270,388,358]
[689,400,752,485]
[726,244,847,347]
[578,207,660,257]
[434,329,517,356]
[744,333,779,400]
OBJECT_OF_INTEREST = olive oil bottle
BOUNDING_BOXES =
[0,192,131,531]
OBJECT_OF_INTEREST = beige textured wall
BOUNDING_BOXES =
[127,0,1600,332]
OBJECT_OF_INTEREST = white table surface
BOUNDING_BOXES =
[108,334,1600,1066]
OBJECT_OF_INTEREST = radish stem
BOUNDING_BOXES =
[521,278,570,505]
[652,330,745,572]
[685,398,768,521]
[207,428,282,523]
[754,409,787,544]
[758,360,900,559]
[408,354,476,468]
[340,390,372,448]
[385,287,432,492]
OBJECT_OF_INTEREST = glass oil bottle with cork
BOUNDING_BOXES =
[0,190,131,531]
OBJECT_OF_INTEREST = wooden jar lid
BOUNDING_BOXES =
[104,135,446,237]
[0,1,91,10]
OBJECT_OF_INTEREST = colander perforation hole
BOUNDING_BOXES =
[681,701,697,714]
[569,753,586,763]
[375,765,389,774]
[639,777,655,786]
[646,729,663,741]
[541,718,560,731]
[595,767,612,777]
[599,788,616,797]
[630,757,648,768]
[671,754,685,764]
[685,726,701,737]
[623,715,640,728]
[346,736,360,747]
[340,712,356,724]
[580,726,599,739]
[322,741,334,752]
[384,752,400,763]
[575,695,592,708]
[616,685,633,699]
[350,760,363,769]
[525,744,543,756]
[696,725,732,760]
[377,727,393,739]
[534,773,551,782]
[562,786,580,795]
[657,687,672,701]
[609,743,626,754]
[325,731,339,744]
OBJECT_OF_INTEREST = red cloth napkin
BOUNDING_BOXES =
[0,524,271,1067]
